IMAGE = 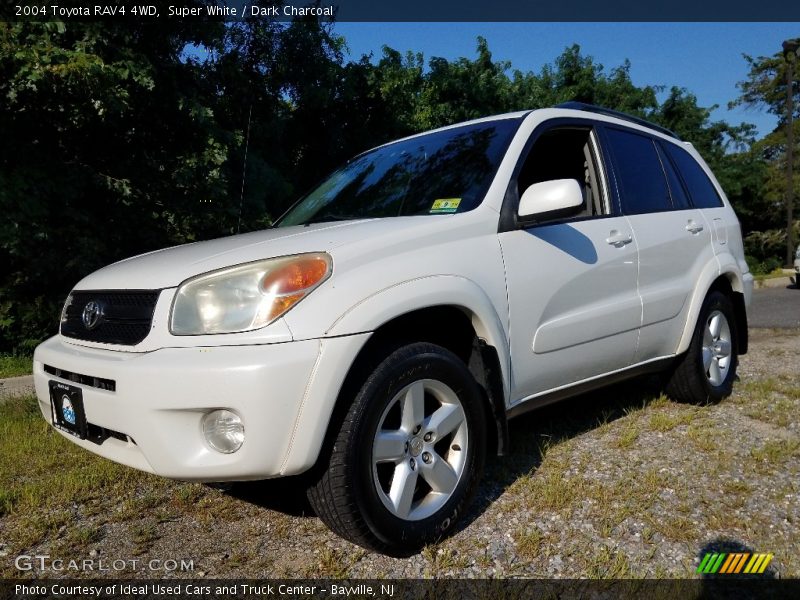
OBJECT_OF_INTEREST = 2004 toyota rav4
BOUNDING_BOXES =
[34,103,752,555]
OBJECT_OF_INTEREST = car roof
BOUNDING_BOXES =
[357,104,686,160]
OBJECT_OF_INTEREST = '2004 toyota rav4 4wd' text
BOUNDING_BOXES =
[34,103,752,555]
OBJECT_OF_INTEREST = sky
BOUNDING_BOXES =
[333,23,800,138]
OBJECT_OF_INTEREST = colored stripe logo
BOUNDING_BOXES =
[697,552,773,574]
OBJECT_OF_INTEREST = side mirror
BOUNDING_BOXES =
[518,178,584,222]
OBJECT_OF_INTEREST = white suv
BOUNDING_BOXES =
[34,103,752,555]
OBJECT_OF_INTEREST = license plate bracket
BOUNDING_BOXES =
[49,380,88,439]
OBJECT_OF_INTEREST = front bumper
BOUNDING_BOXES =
[33,334,368,481]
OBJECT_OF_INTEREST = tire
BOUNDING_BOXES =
[307,342,486,556]
[665,290,739,404]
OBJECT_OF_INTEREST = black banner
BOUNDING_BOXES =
[4,0,800,22]
[3,579,800,600]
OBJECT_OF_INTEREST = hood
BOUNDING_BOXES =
[75,219,419,290]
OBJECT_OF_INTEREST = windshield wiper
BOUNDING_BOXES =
[303,214,362,226]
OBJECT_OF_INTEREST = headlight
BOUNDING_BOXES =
[170,252,332,335]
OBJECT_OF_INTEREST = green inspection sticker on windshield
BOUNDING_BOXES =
[430,198,461,214]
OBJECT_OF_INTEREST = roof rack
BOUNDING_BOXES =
[555,102,680,140]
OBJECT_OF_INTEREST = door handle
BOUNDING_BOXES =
[686,221,704,234]
[606,230,633,247]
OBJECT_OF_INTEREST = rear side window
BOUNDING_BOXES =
[604,127,671,215]
[661,142,724,209]
[656,144,691,210]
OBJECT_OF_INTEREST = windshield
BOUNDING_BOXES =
[275,118,521,227]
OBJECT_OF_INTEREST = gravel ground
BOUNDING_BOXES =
[0,375,33,401]
[2,328,799,580]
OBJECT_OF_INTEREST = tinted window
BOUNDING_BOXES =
[662,142,724,209]
[276,119,521,227]
[605,128,671,215]
[656,144,691,209]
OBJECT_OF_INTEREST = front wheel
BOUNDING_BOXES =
[665,290,739,404]
[307,342,486,556]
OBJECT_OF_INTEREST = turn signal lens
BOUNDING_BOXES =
[258,253,331,322]
[261,255,330,295]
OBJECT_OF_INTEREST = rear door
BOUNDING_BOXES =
[601,126,714,362]
[660,140,731,257]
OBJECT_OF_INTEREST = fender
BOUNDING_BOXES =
[715,251,747,293]
[325,274,512,407]
[675,252,745,355]
[279,275,512,475]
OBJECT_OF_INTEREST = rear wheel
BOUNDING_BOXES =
[307,342,486,555]
[665,290,738,404]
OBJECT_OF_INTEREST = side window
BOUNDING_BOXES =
[517,127,607,219]
[604,127,672,215]
[661,142,724,209]
[656,143,691,210]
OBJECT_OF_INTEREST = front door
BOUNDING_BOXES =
[499,125,641,403]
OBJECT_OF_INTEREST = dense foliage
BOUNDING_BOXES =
[0,19,795,353]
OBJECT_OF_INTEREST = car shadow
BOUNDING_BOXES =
[222,373,671,535]
[453,373,668,537]
[221,475,315,517]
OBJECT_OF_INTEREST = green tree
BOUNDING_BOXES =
[0,18,227,351]
[0,28,775,353]
[730,48,800,262]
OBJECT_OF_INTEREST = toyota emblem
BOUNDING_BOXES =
[81,301,103,330]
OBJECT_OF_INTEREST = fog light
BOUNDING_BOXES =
[202,410,244,454]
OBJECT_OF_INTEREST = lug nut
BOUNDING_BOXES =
[413,425,421,435]
[409,458,416,470]
[423,432,433,442]
[404,441,409,454]
[422,452,432,464]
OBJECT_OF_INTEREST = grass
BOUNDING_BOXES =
[612,421,640,448]
[0,394,209,557]
[733,377,800,430]
[500,369,799,576]
[1,354,799,578]
[584,545,631,578]
[63,524,105,548]
[750,439,800,467]
[753,267,790,282]
[316,547,367,578]
[421,544,469,575]
[0,354,32,378]
[648,410,694,432]
[513,527,544,560]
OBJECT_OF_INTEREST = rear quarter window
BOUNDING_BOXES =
[655,143,692,210]
[661,142,724,209]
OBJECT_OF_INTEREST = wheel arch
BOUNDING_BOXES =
[323,278,512,460]
[676,261,748,355]
[336,303,510,458]
[326,275,510,398]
